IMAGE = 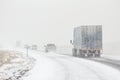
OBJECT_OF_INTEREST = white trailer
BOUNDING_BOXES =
[72,25,102,57]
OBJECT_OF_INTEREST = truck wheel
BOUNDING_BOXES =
[87,54,90,57]
[81,53,85,58]
[97,53,101,57]
[87,54,93,57]
[73,53,77,57]
[95,53,101,57]
[72,49,77,57]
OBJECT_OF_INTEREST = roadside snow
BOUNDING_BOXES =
[103,54,120,60]
[0,51,35,80]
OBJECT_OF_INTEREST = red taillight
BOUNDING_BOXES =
[100,49,103,53]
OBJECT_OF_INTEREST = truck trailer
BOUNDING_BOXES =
[72,25,102,57]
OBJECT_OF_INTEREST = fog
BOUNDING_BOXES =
[0,0,120,53]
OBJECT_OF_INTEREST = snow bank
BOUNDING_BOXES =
[0,51,16,66]
[0,50,35,80]
[103,54,120,60]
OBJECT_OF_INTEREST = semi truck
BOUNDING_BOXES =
[71,25,102,57]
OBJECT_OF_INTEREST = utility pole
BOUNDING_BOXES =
[24,45,30,57]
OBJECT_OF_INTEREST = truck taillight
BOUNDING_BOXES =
[100,49,103,53]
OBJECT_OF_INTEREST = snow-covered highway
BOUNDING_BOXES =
[0,48,120,80]
[23,51,120,80]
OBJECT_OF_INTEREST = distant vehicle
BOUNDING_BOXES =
[71,25,103,57]
[45,44,56,52]
[31,45,38,50]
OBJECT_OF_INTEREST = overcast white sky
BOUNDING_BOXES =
[0,0,120,51]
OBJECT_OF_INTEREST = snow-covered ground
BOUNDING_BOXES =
[102,54,120,60]
[0,50,35,80]
[23,51,120,80]
[0,47,120,80]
